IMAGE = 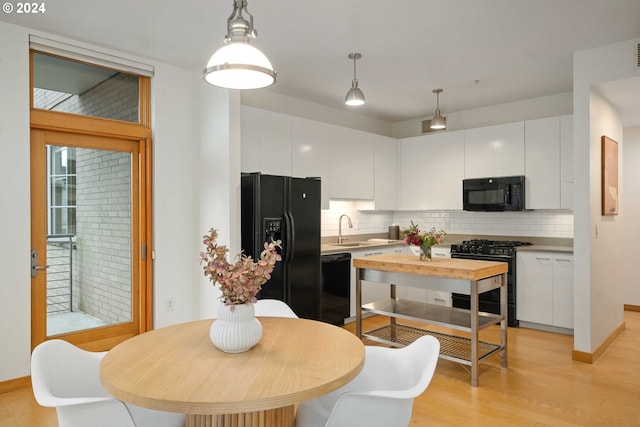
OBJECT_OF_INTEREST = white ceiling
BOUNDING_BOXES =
[3,0,640,124]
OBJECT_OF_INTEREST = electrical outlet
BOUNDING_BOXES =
[165,298,174,311]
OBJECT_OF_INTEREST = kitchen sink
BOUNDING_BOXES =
[330,242,369,247]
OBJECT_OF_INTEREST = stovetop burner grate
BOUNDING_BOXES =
[458,239,532,247]
[451,239,532,256]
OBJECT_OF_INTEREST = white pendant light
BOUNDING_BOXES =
[430,88,446,130]
[203,0,276,90]
[345,53,365,106]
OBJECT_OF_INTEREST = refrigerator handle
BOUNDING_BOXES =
[284,211,295,265]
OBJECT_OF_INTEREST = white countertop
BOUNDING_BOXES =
[517,245,573,254]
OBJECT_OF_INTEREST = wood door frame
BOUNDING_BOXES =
[30,60,153,350]
[30,128,151,350]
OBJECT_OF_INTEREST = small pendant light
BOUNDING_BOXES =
[430,89,446,130]
[345,53,365,106]
[203,0,276,90]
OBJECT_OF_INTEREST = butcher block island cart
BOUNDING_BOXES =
[354,254,508,387]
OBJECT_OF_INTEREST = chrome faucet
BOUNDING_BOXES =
[338,214,353,244]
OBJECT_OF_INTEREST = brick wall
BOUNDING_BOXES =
[33,73,138,122]
[35,72,138,324]
[73,148,132,324]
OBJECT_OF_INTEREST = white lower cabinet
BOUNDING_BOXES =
[516,251,573,331]
[349,245,406,317]
[551,254,574,329]
[396,246,452,307]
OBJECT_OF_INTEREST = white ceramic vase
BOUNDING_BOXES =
[210,302,263,353]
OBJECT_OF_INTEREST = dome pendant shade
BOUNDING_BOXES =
[204,42,276,89]
[345,53,365,106]
[430,88,446,130]
[202,0,276,90]
[345,82,365,106]
[430,111,446,130]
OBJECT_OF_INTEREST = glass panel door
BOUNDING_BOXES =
[46,145,133,335]
[31,129,140,346]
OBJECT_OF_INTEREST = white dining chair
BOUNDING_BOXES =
[253,299,299,318]
[31,339,185,427]
[295,335,440,427]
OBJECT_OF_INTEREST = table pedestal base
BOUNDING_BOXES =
[186,405,295,427]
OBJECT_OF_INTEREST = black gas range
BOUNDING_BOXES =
[450,239,532,326]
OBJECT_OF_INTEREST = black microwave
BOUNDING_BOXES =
[462,176,525,211]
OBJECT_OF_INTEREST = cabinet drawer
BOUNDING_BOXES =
[428,290,452,307]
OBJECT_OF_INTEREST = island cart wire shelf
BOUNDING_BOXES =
[363,323,502,363]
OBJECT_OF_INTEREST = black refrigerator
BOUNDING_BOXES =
[240,173,321,320]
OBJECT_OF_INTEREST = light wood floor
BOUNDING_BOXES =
[2,311,639,427]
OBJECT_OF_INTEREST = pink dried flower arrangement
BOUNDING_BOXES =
[200,228,282,308]
[402,221,446,248]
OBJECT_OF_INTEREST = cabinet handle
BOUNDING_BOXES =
[536,257,551,261]
[555,258,572,262]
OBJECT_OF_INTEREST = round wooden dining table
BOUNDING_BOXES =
[100,317,365,427]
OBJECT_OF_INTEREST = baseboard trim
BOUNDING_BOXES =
[0,376,31,394]
[572,320,626,364]
[624,304,640,312]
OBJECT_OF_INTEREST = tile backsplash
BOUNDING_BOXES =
[322,200,573,239]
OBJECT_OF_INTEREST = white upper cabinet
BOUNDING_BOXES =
[525,115,574,211]
[464,122,525,178]
[241,105,261,173]
[259,109,292,176]
[373,135,398,210]
[291,116,331,209]
[240,106,292,176]
[330,126,374,199]
[560,115,573,210]
[463,126,493,178]
[398,130,465,210]
[525,116,561,209]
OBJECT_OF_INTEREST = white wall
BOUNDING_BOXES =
[622,126,640,306]
[391,92,573,138]
[193,75,242,319]
[573,39,637,353]
[241,90,392,137]
[322,201,573,240]
[151,62,197,327]
[242,87,573,141]
[0,21,32,384]
[0,21,240,382]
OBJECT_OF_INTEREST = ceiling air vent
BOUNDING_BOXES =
[635,39,640,71]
